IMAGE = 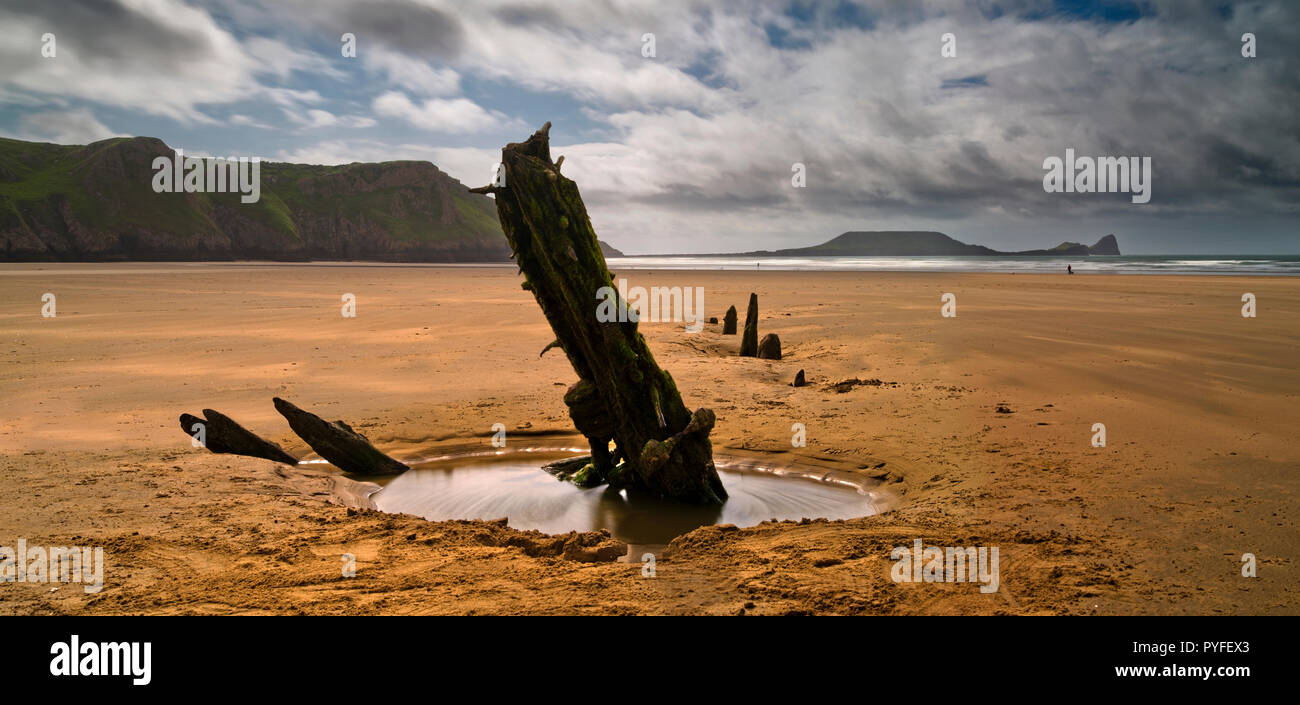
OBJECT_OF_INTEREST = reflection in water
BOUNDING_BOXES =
[372,454,883,545]
[588,485,723,544]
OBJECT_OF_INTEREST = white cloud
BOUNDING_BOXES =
[372,91,517,134]
[362,47,461,97]
[0,0,264,123]
[244,36,346,81]
[281,107,377,129]
[230,113,274,129]
[0,108,126,145]
[427,145,505,187]
[264,87,325,108]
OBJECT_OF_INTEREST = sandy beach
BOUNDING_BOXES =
[1,263,1295,615]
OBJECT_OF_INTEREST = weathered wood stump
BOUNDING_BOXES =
[471,123,726,504]
[758,333,782,360]
[722,305,737,334]
[272,397,408,475]
[179,409,297,465]
[740,293,759,356]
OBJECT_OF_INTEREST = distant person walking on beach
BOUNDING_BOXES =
[1067,265,1074,274]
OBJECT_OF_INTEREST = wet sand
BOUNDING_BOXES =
[1,263,1296,614]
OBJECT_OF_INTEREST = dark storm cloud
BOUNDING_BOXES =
[1203,137,1300,192]
[339,1,465,59]
[493,4,567,30]
[4,0,215,65]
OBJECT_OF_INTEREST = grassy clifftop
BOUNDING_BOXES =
[0,136,510,261]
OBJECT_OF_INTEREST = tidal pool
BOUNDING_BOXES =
[369,449,885,546]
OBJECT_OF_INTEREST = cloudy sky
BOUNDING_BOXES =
[0,0,1296,254]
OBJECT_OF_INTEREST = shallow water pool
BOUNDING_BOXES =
[370,450,885,545]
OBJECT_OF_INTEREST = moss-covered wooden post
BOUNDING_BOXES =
[472,123,726,505]
[740,293,759,357]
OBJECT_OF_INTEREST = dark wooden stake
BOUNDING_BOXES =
[722,305,737,334]
[740,293,759,357]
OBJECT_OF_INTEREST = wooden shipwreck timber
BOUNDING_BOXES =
[471,123,727,505]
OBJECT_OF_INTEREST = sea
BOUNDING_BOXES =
[604,254,1300,275]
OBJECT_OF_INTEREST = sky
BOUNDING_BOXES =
[0,0,1296,254]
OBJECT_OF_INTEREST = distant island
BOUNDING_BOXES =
[751,231,1119,256]
[597,240,625,258]
[628,231,1120,258]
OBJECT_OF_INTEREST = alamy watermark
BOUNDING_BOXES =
[50,635,150,685]
[1043,149,1151,204]
[596,279,705,332]
[1,538,104,594]
[152,148,261,204]
[891,539,999,593]
[941,32,956,57]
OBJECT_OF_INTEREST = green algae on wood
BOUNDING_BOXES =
[471,123,726,504]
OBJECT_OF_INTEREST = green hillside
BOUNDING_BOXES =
[0,136,510,261]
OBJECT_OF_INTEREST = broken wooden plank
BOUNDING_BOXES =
[179,409,298,465]
[272,397,408,476]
